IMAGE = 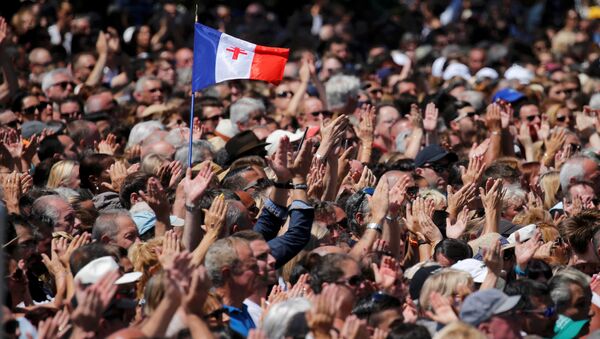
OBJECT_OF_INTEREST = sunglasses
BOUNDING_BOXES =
[423,163,448,173]
[335,274,363,288]
[406,186,419,199]
[201,115,222,122]
[525,115,540,122]
[276,91,294,98]
[524,306,555,318]
[556,115,568,122]
[23,103,48,116]
[569,143,581,153]
[52,81,75,90]
[204,308,227,320]
[310,110,334,118]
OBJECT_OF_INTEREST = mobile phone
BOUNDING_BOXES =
[297,127,308,152]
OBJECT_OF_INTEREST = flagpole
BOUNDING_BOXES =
[188,3,199,169]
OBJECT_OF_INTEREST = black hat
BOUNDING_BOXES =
[409,264,442,302]
[225,130,269,162]
[414,144,458,168]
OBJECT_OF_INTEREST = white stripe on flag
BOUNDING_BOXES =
[215,33,256,82]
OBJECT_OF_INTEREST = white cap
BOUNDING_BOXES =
[74,256,142,285]
[507,224,538,245]
[475,67,499,81]
[265,129,305,156]
[391,50,410,66]
[432,57,447,78]
[443,63,471,81]
[504,64,534,85]
[452,258,488,283]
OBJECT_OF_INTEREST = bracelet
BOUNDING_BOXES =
[366,222,382,233]
[514,265,528,276]
[491,131,500,135]
[185,203,201,213]
[293,183,308,190]
[274,181,293,189]
[417,239,429,246]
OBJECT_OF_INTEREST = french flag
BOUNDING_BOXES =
[191,23,290,91]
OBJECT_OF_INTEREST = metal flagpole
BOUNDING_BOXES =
[188,3,199,168]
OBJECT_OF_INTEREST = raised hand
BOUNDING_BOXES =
[0,17,7,45]
[38,309,71,339]
[388,175,411,217]
[446,207,470,239]
[409,103,423,128]
[184,162,214,206]
[2,171,21,213]
[468,138,491,158]
[340,315,369,339]
[58,233,91,268]
[95,133,119,155]
[306,284,337,336]
[423,102,438,132]
[202,193,227,236]
[369,176,390,223]
[41,239,67,278]
[353,166,376,192]
[460,155,485,186]
[417,205,443,245]
[482,239,503,275]
[447,183,477,219]
[479,178,504,212]
[544,128,567,160]
[318,115,349,159]
[183,265,212,315]
[485,103,502,133]
[72,270,119,332]
[19,172,33,195]
[96,30,108,56]
[424,291,459,324]
[354,104,376,142]
[140,177,171,219]
[515,229,542,270]
[159,230,182,266]
[371,256,398,291]
[307,159,326,199]
[266,135,293,182]
[100,161,128,192]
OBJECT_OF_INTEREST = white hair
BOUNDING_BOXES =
[134,76,160,94]
[164,128,188,149]
[502,183,527,207]
[261,297,311,339]
[126,121,165,149]
[229,97,265,129]
[41,68,72,92]
[174,140,214,170]
[559,156,588,192]
[325,74,360,110]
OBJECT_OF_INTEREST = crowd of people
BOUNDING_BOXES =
[1,0,600,338]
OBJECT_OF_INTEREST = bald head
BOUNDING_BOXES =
[85,91,115,114]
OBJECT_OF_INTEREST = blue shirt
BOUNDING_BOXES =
[223,304,256,337]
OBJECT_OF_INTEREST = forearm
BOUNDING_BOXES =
[383,219,401,259]
[85,53,107,87]
[183,210,204,251]
[480,271,498,290]
[424,131,438,146]
[322,159,338,201]
[590,133,600,152]
[270,186,289,207]
[191,232,219,266]
[404,128,423,159]
[285,81,308,116]
[357,140,373,164]
[484,133,502,166]
[482,210,499,235]
[141,294,180,337]
[500,130,515,157]
[313,76,328,110]
[418,244,432,262]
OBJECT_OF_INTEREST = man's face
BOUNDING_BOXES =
[58,135,78,160]
[21,96,41,121]
[330,42,349,61]
[156,60,176,86]
[232,242,259,296]
[328,259,361,315]
[74,54,96,82]
[468,49,486,73]
[565,184,596,215]
[274,84,293,111]
[139,80,164,105]
[417,160,450,190]
[480,313,523,339]
[114,215,140,249]
[519,295,557,338]
[59,101,82,122]
[548,84,567,102]
[396,81,417,96]
[562,283,592,322]
[201,106,223,133]
[519,104,541,132]
[249,239,277,285]
[302,98,328,127]
[238,109,266,131]
[46,73,74,102]
[375,106,400,141]
[175,48,193,69]
[53,198,76,233]
[455,107,481,133]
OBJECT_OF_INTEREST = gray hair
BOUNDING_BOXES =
[174,140,214,170]
[225,200,252,233]
[41,68,72,92]
[164,128,188,149]
[126,121,165,149]
[31,195,65,228]
[53,187,80,202]
[261,298,312,338]
[325,74,360,110]
[92,209,131,242]
[230,97,265,127]
[549,267,591,314]
[205,237,246,287]
[559,156,588,192]
[134,76,160,94]
[502,184,527,208]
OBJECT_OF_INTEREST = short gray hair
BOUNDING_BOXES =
[205,237,246,287]
[134,76,160,94]
[230,97,265,127]
[174,140,214,170]
[165,128,188,149]
[42,68,72,92]
[92,209,131,242]
[325,74,360,110]
[126,121,165,149]
[549,267,591,313]
[31,195,65,228]
[559,156,588,192]
[502,184,527,208]
[261,298,312,339]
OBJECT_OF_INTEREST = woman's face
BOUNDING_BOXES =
[451,283,474,313]
[137,26,151,48]
[65,165,80,189]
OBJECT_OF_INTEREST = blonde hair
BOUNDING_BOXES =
[432,321,486,339]
[47,160,79,188]
[419,268,473,311]
[546,104,568,128]
[539,171,561,210]
[129,237,163,299]
[512,207,553,226]
[419,189,447,210]
[140,153,167,175]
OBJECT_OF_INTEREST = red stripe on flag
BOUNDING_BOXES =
[250,45,289,85]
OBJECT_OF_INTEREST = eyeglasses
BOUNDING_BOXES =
[52,81,75,90]
[335,274,363,288]
[525,115,540,122]
[276,91,294,98]
[523,306,555,318]
[204,308,227,321]
[23,103,48,116]
[569,143,581,153]
[556,115,568,122]
[201,115,222,122]
[310,110,334,118]
[423,162,448,173]
[406,186,419,200]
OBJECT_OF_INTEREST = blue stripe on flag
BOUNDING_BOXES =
[192,23,222,91]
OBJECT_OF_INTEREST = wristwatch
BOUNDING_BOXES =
[293,183,308,190]
[185,202,201,213]
[274,181,293,189]
[366,222,382,233]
